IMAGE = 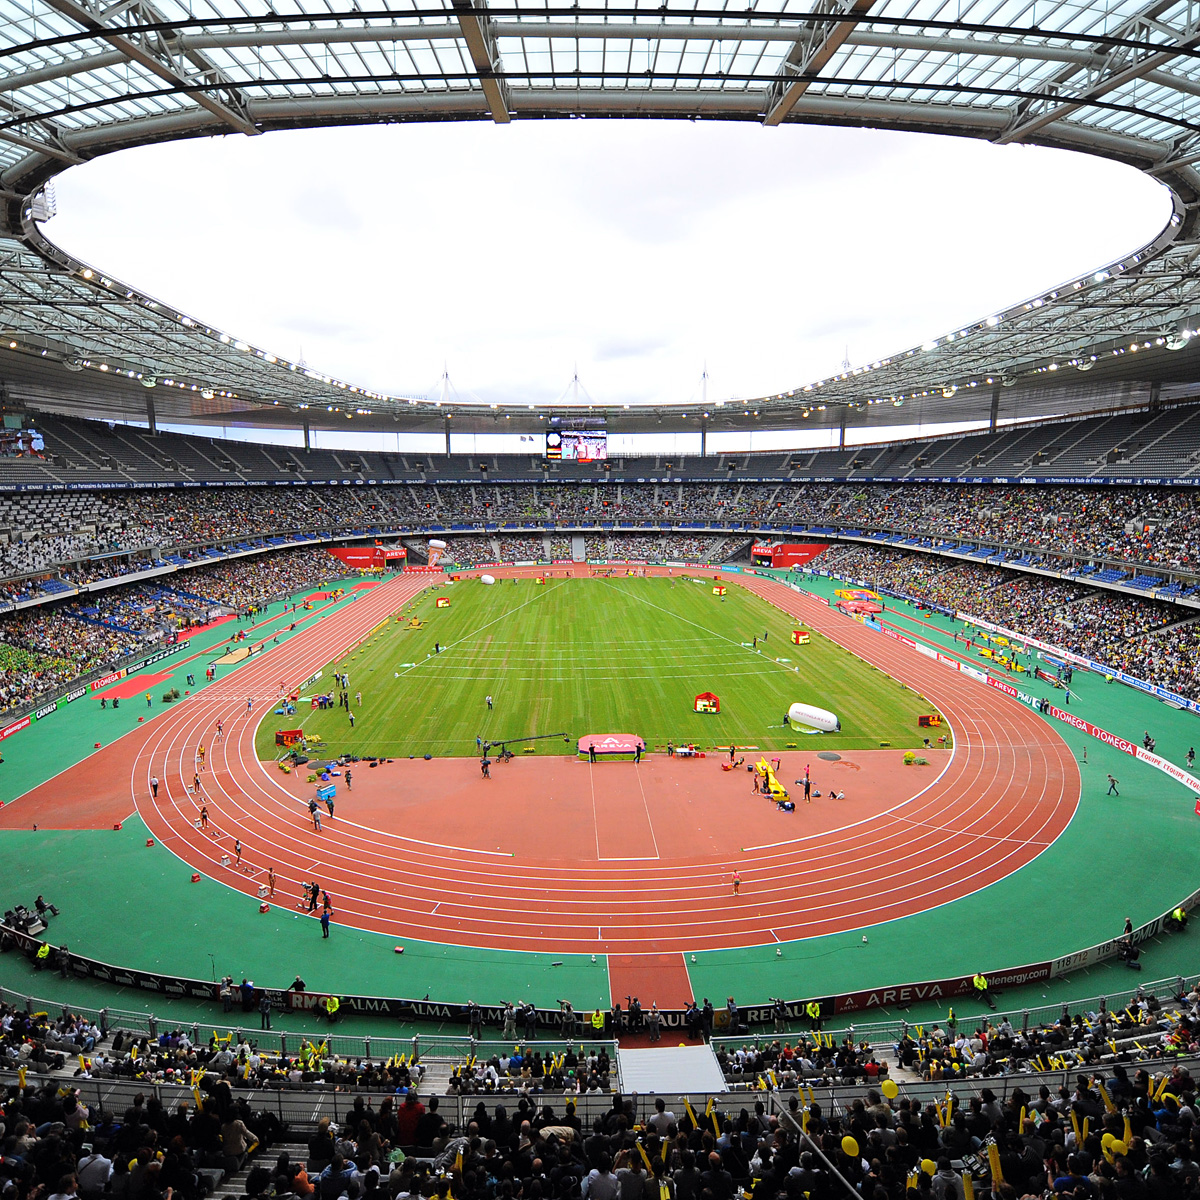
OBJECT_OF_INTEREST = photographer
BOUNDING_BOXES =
[559,1000,579,1038]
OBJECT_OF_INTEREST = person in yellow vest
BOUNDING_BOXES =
[972,972,995,1009]
[1167,907,1189,933]
[590,1009,605,1039]
[35,942,49,967]
[805,1000,821,1031]
[324,995,340,1024]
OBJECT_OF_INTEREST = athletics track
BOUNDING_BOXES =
[2,567,1080,1006]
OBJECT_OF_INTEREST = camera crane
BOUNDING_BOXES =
[481,732,570,761]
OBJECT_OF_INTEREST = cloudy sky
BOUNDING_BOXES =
[50,120,1172,410]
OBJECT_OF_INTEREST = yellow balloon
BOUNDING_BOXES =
[881,1079,899,1100]
[1101,1134,1115,1150]
[921,1161,936,1177]
[841,1137,859,1158]
[1111,1141,1127,1158]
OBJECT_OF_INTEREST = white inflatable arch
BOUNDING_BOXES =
[787,702,840,732]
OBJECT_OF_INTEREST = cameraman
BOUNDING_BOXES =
[627,996,642,1031]
[772,997,787,1034]
[467,1000,484,1040]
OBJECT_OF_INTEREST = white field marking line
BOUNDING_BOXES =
[129,591,370,879]
[589,760,601,861]
[246,705,1022,897]
[595,577,796,666]
[243,676,1032,902]
[286,792,516,858]
[379,668,787,685]
[394,584,558,677]
[136,577,427,877]
[740,740,959,852]
[590,761,660,862]
[136,573,1075,945]
[455,636,723,647]
[415,646,774,661]
[633,760,660,859]
[202,721,1061,950]
[247,577,1076,949]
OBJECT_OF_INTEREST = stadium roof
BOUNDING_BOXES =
[1,0,1200,437]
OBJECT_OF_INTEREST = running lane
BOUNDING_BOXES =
[127,570,1079,955]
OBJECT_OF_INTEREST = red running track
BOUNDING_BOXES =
[52,569,1079,960]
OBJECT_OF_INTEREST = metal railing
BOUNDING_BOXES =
[12,1051,1200,1138]
[10,972,1195,1072]
[2,985,616,1068]
[709,973,1200,1053]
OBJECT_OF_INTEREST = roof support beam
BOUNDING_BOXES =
[41,0,260,137]
[451,0,512,123]
[0,90,85,169]
[0,127,82,166]
[763,0,877,126]
[8,21,1200,104]
[995,0,1200,145]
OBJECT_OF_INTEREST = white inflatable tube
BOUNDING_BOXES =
[429,538,447,550]
[481,574,496,585]
[787,702,840,732]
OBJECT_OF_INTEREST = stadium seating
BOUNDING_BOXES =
[0,549,338,715]
[2,408,1199,716]
[818,544,1200,700]
[7,402,1200,490]
[3,979,1200,1194]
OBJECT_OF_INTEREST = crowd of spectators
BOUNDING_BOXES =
[0,480,1196,590]
[438,539,494,567]
[175,552,339,615]
[0,606,144,679]
[447,1046,613,1095]
[497,538,546,562]
[0,1006,302,1200]
[0,550,337,718]
[820,545,1200,698]
[899,983,1199,1081]
[808,483,1193,572]
[0,642,79,713]
[718,1036,889,1088]
[7,972,1200,1200]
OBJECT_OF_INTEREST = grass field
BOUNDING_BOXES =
[254,576,930,759]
